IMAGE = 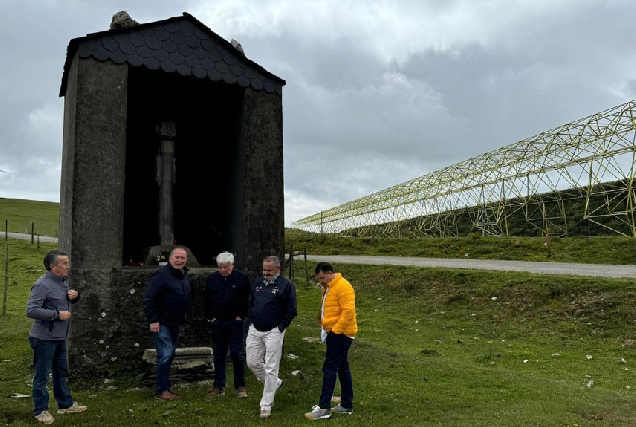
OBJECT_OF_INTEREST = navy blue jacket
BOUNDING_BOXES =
[248,274,297,332]
[143,264,191,327]
[204,269,251,320]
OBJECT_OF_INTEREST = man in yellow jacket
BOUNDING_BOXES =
[305,262,358,420]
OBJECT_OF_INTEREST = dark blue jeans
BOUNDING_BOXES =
[28,336,74,416]
[319,332,354,410]
[153,325,179,395]
[211,319,246,390]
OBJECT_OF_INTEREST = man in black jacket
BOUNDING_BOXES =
[246,256,297,419]
[143,247,191,401]
[204,251,251,399]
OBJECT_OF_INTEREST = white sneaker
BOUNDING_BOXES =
[260,406,272,419]
[35,410,54,424]
[304,405,331,420]
[332,404,353,415]
[57,402,87,414]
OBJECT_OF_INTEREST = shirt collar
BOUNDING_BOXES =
[263,273,280,285]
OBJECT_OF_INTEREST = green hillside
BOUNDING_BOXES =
[0,197,60,237]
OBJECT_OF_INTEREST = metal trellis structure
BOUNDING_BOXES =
[291,100,636,238]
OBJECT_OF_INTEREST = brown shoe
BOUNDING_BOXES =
[205,388,225,398]
[155,391,178,401]
[237,387,248,398]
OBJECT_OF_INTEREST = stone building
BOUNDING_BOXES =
[58,12,286,377]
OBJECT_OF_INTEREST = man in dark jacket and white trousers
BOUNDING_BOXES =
[246,255,297,419]
[204,251,251,399]
[26,249,87,425]
[143,247,191,401]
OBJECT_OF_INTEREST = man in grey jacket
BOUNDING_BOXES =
[26,250,87,424]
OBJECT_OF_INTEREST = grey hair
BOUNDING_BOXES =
[263,255,280,267]
[216,251,235,264]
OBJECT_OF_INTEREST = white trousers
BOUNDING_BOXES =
[246,325,285,408]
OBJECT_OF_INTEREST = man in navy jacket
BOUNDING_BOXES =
[246,255,297,419]
[204,251,251,398]
[143,247,191,401]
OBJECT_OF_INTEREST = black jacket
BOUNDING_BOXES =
[204,269,251,320]
[248,274,297,332]
[143,264,191,327]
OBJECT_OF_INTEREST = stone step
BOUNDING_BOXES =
[143,347,215,385]
[142,346,214,365]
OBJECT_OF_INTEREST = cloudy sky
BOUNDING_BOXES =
[1,0,635,226]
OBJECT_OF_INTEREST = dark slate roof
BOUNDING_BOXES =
[59,12,285,97]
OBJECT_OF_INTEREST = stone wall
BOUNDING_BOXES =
[241,88,286,273]
[67,266,255,378]
[60,57,128,270]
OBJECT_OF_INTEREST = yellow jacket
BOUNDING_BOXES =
[321,273,358,337]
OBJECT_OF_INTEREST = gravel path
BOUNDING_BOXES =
[4,232,58,243]
[302,255,636,279]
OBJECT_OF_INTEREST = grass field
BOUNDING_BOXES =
[287,232,636,265]
[3,238,636,426]
[0,198,59,237]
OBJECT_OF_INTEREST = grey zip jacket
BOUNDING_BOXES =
[26,271,79,340]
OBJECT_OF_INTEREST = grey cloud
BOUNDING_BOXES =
[2,0,636,225]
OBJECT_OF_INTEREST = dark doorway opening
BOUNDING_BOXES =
[123,67,245,266]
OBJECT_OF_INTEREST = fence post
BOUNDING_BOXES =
[31,221,34,245]
[3,221,8,316]
[288,244,294,279]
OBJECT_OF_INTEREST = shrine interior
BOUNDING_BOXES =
[123,67,245,266]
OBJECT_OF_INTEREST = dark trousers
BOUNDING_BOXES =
[319,332,354,410]
[153,325,179,395]
[211,319,246,390]
[28,336,74,415]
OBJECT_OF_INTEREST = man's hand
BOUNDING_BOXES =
[67,290,79,300]
[150,322,160,333]
[59,311,71,320]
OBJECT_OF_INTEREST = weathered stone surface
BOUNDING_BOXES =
[178,360,208,371]
[143,347,213,384]
[60,57,128,271]
[241,88,285,272]
[110,11,139,30]
[142,347,213,365]
[67,267,223,378]
[231,38,245,55]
